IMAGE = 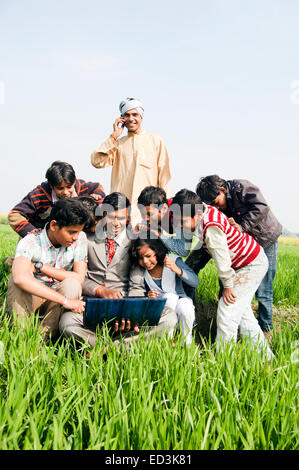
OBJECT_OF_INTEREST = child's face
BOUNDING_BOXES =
[139,204,168,227]
[173,213,199,234]
[212,188,227,211]
[48,222,85,247]
[52,181,75,199]
[138,245,158,272]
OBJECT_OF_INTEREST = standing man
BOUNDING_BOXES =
[90,97,171,226]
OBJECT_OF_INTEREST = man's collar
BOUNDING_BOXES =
[95,227,129,245]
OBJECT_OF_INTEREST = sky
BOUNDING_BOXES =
[0,0,299,232]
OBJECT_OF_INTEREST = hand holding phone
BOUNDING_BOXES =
[111,116,125,140]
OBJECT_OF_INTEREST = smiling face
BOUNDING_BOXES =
[137,244,158,273]
[105,207,129,238]
[122,108,143,133]
[47,222,85,247]
[52,180,76,199]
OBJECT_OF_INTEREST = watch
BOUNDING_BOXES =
[34,261,43,273]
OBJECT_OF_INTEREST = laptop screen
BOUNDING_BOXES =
[83,297,166,330]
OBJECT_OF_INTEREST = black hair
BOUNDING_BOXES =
[170,188,203,218]
[45,161,76,187]
[78,196,99,232]
[195,175,227,205]
[130,232,168,267]
[137,186,167,207]
[99,192,131,216]
[48,198,91,228]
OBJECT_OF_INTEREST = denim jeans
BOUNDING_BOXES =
[255,241,278,332]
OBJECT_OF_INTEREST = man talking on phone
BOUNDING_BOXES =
[90,97,171,226]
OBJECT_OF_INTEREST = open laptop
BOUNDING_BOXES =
[83,297,166,330]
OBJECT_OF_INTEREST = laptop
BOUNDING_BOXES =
[83,297,166,330]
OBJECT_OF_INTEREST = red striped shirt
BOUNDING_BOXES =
[202,205,261,269]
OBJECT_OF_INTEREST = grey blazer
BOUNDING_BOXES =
[83,230,141,297]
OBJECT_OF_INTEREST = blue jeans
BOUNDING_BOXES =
[255,241,278,332]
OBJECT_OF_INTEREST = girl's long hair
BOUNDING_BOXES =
[130,231,168,267]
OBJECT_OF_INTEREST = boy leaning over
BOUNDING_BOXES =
[7,198,90,341]
[170,189,273,362]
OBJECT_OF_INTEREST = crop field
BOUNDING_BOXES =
[0,225,298,450]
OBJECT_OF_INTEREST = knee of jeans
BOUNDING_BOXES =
[58,278,82,299]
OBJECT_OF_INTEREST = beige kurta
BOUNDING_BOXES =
[90,130,171,225]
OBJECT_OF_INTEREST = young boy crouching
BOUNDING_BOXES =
[7,198,91,341]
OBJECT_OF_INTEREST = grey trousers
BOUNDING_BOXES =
[59,305,178,348]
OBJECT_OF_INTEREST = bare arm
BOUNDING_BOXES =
[90,118,124,169]
[37,260,87,285]
[13,257,71,305]
[12,257,86,312]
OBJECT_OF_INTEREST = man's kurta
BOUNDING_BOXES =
[90,130,171,224]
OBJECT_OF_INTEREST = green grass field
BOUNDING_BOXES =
[0,225,298,450]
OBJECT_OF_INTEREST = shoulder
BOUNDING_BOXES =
[15,233,41,258]
[230,179,259,193]
[129,264,145,279]
[18,232,40,248]
[203,206,228,230]
[72,231,87,250]
[26,182,52,200]
[77,231,87,244]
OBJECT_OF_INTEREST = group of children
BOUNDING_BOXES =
[6,160,282,363]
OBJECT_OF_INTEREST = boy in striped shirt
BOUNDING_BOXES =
[8,160,105,239]
[170,189,273,362]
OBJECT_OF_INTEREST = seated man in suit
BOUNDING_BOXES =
[59,192,177,348]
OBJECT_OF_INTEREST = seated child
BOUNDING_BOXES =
[7,198,91,341]
[129,233,199,346]
[170,189,274,362]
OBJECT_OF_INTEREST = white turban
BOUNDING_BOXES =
[119,97,144,118]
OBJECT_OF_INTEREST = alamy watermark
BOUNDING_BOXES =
[94,196,204,249]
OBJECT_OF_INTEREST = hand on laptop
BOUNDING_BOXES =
[95,285,123,299]
[63,298,86,313]
[148,289,158,298]
[114,318,140,333]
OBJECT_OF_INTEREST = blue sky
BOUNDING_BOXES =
[0,0,299,232]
